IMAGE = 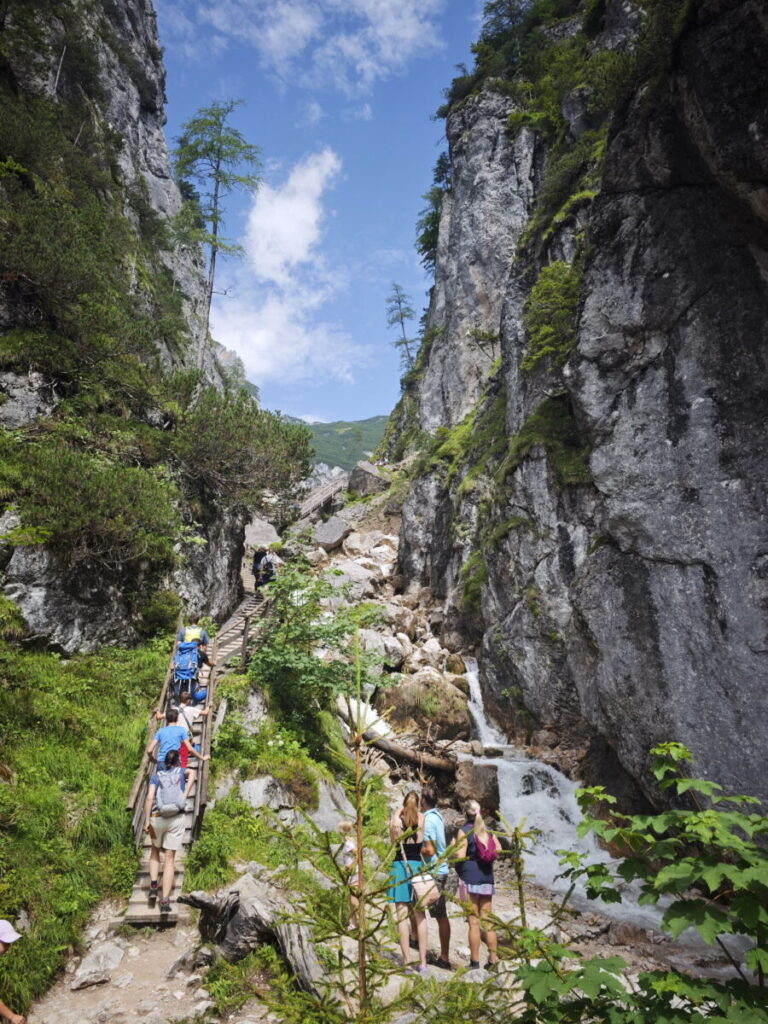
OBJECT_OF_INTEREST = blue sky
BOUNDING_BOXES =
[154,0,480,422]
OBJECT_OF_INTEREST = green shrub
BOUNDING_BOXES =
[0,436,182,573]
[522,260,582,372]
[498,394,592,486]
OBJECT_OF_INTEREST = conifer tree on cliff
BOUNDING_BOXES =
[173,100,261,367]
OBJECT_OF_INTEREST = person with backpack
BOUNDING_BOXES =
[143,748,188,913]
[252,548,281,588]
[177,619,215,670]
[454,799,499,971]
[0,920,25,1024]
[420,787,452,970]
[388,790,428,973]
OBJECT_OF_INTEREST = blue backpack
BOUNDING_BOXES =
[173,641,199,682]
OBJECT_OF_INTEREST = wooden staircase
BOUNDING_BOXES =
[120,566,270,926]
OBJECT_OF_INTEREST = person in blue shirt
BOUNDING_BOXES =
[146,708,209,778]
[421,787,452,970]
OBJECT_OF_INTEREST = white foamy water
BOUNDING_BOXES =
[464,656,508,747]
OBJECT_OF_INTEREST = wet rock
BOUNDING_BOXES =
[70,941,124,990]
[348,461,390,496]
[313,516,352,552]
[448,673,470,696]
[454,762,499,816]
[445,652,466,675]
[606,921,649,947]
[531,729,559,749]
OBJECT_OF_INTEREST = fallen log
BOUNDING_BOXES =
[363,731,456,773]
[180,866,323,995]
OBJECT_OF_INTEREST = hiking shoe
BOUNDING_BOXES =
[148,882,158,905]
[416,965,429,975]
[469,960,481,970]
[435,958,453,971]
[485,961,498,972]
[159,897,171,914]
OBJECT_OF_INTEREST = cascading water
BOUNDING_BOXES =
[463,656,665,930]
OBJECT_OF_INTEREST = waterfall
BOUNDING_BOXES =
[462,657,666,930]
[464,656,507,747]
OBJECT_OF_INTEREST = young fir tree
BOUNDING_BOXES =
[385,283,416,372]
[173,99,261,366]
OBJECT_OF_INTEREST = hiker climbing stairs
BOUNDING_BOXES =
[122,568,270,927]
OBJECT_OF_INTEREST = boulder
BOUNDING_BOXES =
[239,776,296,825]
[445,652,467,675]
[348,461,390,496]
[324,560,377,600]
[447,672,470,696]
[395,631,414,659]
[377,670,471,740]
[421,636,446,668]
[244,516,280,551]
[454,762,500,816]
[312,516,352,552]
[387,604,419,639]
[358,628,387,676]
[304,779,355,832]
[342,530,384,557]
[531,729,560,749]
[304,547,331,567]
[382,634,405,669]
[70,941,124,990]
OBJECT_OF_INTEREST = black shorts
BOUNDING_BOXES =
[428,874,449,920]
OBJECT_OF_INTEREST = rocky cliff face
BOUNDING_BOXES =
[398,0,768,807]
[0,0,244,650]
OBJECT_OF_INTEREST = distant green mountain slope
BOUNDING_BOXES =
[306,416,388,470]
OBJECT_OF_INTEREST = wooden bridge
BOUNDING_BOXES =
[299,478,346,519]
[121,568,270,926]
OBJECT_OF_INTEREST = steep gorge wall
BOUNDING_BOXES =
[398,0,768,807]
[0,0,245,650]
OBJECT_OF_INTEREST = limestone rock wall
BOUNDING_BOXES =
[0,0,244,649]
[399,0,768,807]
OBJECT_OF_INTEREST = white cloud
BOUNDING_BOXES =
[246,147,341,286]
[156,0,446,95]
[209,148,371,386]
[300,100,326,125]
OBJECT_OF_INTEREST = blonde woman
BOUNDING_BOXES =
[388,790,427,972]
[454,799,499,970]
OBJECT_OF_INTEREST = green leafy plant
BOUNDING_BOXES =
[522,261,582,372]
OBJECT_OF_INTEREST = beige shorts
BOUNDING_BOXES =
[149,813,185,851]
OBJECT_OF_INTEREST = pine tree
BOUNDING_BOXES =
[173,100,261,366]
[385,283,416,371]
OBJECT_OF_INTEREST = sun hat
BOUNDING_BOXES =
[0,920,21,944]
